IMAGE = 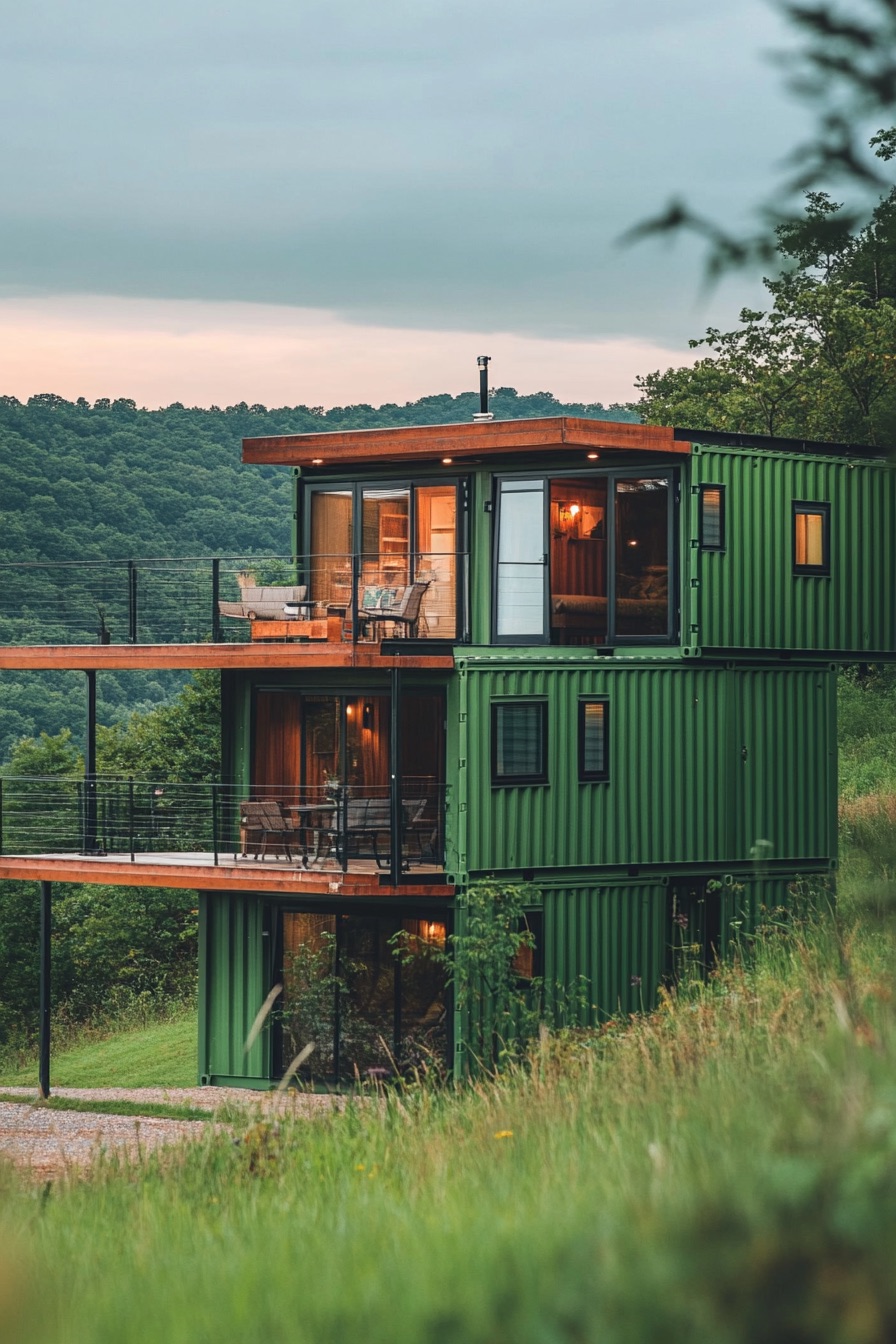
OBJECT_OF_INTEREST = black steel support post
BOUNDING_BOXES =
[211,782,219,866]
[82,669,100,854]
[39,881,51,1099]
[211,558,221,643]
[390,667,402,885]
[127,560,138,643]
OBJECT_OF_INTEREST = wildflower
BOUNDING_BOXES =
[493,1130,513,1140]
[355,1163,366,1171]
[630,975,642,988]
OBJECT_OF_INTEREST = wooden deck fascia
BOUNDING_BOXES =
[0,854,454,898]
[0,644,455,672]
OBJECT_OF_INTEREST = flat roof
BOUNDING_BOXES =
[242,414,891,468]
[242,416,690,468]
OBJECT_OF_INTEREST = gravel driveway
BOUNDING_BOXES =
[0,1088,342,1183]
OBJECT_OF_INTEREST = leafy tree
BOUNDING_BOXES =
[629,1,896,276]
[634,160,896,444]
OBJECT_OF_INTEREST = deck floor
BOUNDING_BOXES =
[0,850,452,896]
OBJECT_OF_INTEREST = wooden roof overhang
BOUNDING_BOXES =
[242,416,692,470]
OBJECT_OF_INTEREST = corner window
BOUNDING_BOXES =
[491,701,548,785]
[793,502,830,575]
[699,485,725,550]
[578,699,609,781]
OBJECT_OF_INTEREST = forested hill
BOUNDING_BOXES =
[0,388,634,760]
[0,389,634,565]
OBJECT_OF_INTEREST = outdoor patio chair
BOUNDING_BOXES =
[369,580,431,639]
[238,800,296,861]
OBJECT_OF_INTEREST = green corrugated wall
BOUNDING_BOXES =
[199,892,270,1084]
[690,445,896,654]
[457,656,836,875]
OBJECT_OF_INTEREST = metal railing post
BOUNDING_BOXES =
[39,881,52,1099]
[128,778,135,862]
[211,783,219,866]
[127,561,137,643]
[211,559,221,642]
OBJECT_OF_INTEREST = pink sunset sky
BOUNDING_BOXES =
[0,295,695,410]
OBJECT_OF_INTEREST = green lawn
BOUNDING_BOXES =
[0,1013,196,1089]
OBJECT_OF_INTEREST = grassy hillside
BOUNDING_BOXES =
[0,1012,196,1089]
[2,881,895,1344]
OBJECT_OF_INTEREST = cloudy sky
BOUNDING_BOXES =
[0,0,807,408]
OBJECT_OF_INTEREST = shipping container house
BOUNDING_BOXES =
[1,416,892,1086]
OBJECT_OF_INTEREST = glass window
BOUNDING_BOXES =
[495,480,547,640]
[615,478,670,637]
[699,485,725,550]
[793,502,830,574]
[491,701,547,784]
[578,699,609,781]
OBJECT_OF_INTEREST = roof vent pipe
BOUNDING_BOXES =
[473,355,494,421]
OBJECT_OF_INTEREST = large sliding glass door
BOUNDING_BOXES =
[307,481,463,640]
[279,910,449,1083]
[493,470,676,645]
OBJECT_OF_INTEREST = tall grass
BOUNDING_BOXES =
[3,886,896,1344]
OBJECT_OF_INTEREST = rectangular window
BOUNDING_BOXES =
[491,701,547,784]
[699,485,725,550]
[512,911,543,981]
[578,699,609,781]
[793,502,830,574]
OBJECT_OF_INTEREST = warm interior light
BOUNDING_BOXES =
[311,458,324,465]
[442,457,453,464]
[627,539,638,547]
[569,503,580,517]
[346,703,354,717]
[587,452,599,460]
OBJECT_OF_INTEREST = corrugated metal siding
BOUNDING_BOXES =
[542,881,669,1022]
[200,893,269,1082]
[692,447,896,653]
[461,658,835,872]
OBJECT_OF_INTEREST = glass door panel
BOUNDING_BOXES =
[615,477,670,637]
[495,479,547,640]
[415,484,457,637]
[549,478,608,645]
[309,489,353,611]
[338,917,397,1081]
[280,912,337,1082]
[361,487,410,600]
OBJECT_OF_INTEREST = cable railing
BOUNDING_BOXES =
[0,776,449,874]
[0,553,468,646]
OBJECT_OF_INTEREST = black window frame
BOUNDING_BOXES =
[578,697,610,782]
[491,699,549,786]
[698,483,726,551]
[792,500,831,576]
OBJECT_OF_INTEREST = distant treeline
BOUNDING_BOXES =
[0,388,634,760]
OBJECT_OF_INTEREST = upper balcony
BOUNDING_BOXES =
[0,554,460,671]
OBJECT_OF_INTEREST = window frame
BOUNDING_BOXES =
[698,483,726,552]
[792,500,831,576]
[578,697,610,782]
[490,698,549,787]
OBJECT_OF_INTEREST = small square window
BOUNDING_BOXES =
[579,699,609,781]
[793,501,830,575]
[699,484,725,550]
[492,701,548,785]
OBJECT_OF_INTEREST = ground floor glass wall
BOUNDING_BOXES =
[279,910,449,1083]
